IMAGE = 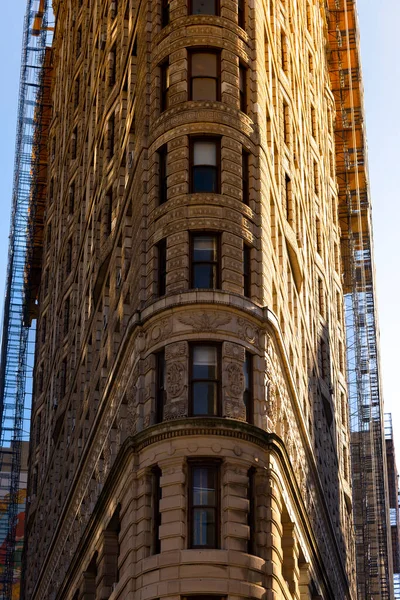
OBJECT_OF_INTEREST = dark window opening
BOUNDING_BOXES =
[69,182,75,214]
[190,344,220,416]
[238,0,245,28]
[64,297,70,337]
[151,466,162,554]
[189,461,220,548]
[161,0,170,27]
[66,238,73,275]
[243,244,251,298]
[160,60,170,111]
[191,233,219,289]
[190,0,219,15]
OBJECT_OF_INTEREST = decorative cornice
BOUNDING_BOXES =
[56,419,351,600]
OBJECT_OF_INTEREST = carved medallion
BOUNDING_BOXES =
[225,362,244,397]
[166,362,185,397]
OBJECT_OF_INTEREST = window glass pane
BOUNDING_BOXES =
[193,141,217,166]
[193,467,216,503]
[193,263,216,288]
[191,53,217,77]
[192,78,217,101]
[193,236,217,261]
[193,382,217,414]
[193,166,217,193]
[191,0,217,15]
[193,345,217,377]
[193,508,216,546]
[239,66,245,91]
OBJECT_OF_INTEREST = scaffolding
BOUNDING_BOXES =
[326,0,394,598]
[0,1,51,598]
[384,414,400,599]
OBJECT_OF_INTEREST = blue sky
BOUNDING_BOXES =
[0,2,398,443]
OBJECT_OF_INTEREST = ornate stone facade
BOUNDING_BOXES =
[24,0,356,599]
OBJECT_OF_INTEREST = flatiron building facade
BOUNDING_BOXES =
[23,0,359,598]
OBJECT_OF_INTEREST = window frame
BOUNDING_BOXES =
[188,50,221,102]
[151,466,162,554]
[189,342,221,417]
[189,0,220,16]
[243,243,251,299]
[190,231,221,290]
[161,0,170,28]
[160,60,170,112]
[190,137,221,194]
[157,238,167,297]
[188,459,221,549]
[238,0,245,28]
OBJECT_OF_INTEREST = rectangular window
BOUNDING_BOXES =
[109,44,117,87]
[71,127,77,160]
[69,182,75,215]
[157,239,167,296]
[191,233,219,289]
[74,76,80,109]
[243,352,253,423]
[190,344,220,416]
[238,0,245,28]
[283,100,289,145]
[161,0,170,27]
[66,238,73,275]
[190,0,219,14]
[243,244,251,298]
[160,61,170,111]
[285,174,291,222]
[242,149,249,204]
[158,144,168,204]
[189,461,219,548]
[155,350,166,423]
[151,466,162,554]
[247,467,256,554]
[108,113,115,159]
[191,138,220,193]
[60,358,67,399]
[64,297,70,337]
[190,52,220,101]
[239,63,247,113]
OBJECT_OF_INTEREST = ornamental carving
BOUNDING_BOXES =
[225,362,244,397]
[165,341,187,360]
[178,311,231,332]
[224,397,246,421]
[166,362,185,398]
[164,399,187,420]
[237,317,259,347]
[147,317,173,347]
[127,385,138,434]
